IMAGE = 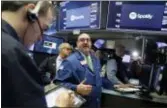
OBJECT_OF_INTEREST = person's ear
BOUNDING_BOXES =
[76,40,79,46]
[25,3,36,11]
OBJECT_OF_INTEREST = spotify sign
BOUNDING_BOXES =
[129,12,153,20]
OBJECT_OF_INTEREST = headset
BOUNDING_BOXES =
[27,1,43,22]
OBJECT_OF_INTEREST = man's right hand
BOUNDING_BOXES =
[55,90,75,107]
[76,80,92,96]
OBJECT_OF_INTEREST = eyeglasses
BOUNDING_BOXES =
[78,38,91,42]
[63,47,72,51]
[66,48,72,51]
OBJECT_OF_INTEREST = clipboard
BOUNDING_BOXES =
[45,85,86,107]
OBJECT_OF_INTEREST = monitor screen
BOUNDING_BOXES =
[153,66,165,92]
[59,1,101,30]
[140,65,166,92]
[107,1,167,33]
[94,39,105,49]
[34,36,64,54]
[156,42,167,48]
[139,65,152,88]
[122,54,131,63]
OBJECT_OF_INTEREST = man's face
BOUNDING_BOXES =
[38,8,53,32]
[61,46,72,58]
[77,34,92,54]
[116,47,125,57]
[23,7,53,47]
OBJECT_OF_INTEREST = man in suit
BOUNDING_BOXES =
[1,1,53,107]
[2,1,78,107]
[54,33,102,108]
[39,43,72,85]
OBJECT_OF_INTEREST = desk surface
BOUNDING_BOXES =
[44,84,167,105]
[102,89,167,104]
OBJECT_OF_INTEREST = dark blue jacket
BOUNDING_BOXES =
[54,51,102,108]
[2,20,47,107]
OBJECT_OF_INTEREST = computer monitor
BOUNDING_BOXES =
[156,42,167,48]
[140,64,167,95]
[59,1,102,30]
[94,39,105,49]
[34,36,64,54]
[139,64,154,90]
[153,65,167,95]
[122,54,131,63]
[106,1,167,35]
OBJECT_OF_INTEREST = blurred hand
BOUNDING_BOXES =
[55,90,75,107]
[76,80,92,96]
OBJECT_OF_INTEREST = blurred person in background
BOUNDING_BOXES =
[102,44,133,89]
[39,43,72,85]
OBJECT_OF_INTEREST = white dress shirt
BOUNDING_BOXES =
[56,55,63,71]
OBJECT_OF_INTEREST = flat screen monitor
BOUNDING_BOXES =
[34,36,64,54]
[140,65,166,92]
[153,65,166,94]
[94,39,105,49]
[156,42,167,48]
[122,54,131,63]
[139,65,152,89]
[107,1,167,34]
[59,1,101,30]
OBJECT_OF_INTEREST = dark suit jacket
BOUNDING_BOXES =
[39,56,58,84]
[2,20,47,107]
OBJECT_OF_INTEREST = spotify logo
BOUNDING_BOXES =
[129,12,137,20]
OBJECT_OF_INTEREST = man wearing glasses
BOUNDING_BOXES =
[39,43,73,85]
[54,33,102,108]
[2,1,53,107]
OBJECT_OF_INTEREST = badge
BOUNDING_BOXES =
[80,60,87,65]
[59,65,64,70]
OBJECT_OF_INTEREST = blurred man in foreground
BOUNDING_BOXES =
[2,1,74,107]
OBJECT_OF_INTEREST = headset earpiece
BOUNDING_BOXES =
[27,10,38,22]
[27,1,43,22]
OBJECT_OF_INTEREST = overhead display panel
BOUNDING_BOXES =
[107,1,167,34]
[34,36,64,54]
[59,1,101,30]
